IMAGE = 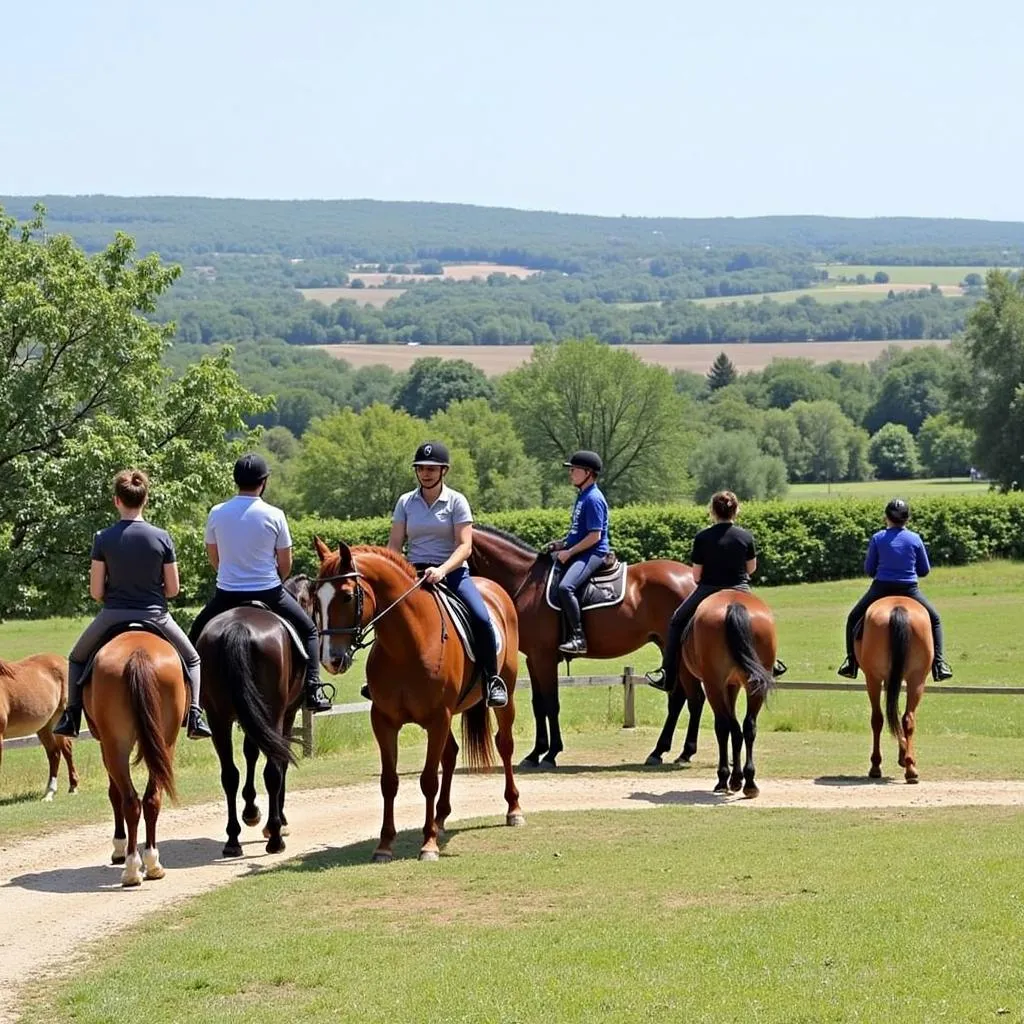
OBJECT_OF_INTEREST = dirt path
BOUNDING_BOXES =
[3,773,1024,1022]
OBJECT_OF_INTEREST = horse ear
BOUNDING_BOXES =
[313,536,332,562]
[337,541,352,567]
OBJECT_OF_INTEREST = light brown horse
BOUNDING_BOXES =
[313,539,523,862]
[83,632,187,886]
[469,526,700,768]
[0,654,79,800]
[680,591,777,797]
[856,597,932,783]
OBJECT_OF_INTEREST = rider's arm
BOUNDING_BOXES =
[436,522,473,576]
[564,529,602,559]
[387,520,406,553]
[915,537,931,578]
[205,543,220,570]
[89,560,106,603]
[163,563,181,599]
[746,558,757,577]
[276,546,293,579]
[864,537,879,577]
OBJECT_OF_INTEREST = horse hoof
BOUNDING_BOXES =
[145,865,166,881]
[41,791,55,803]
[644,753,663,766]
[519,756,540,769]
[69,787,79,796]
[419,849,440,862]
[506,812,526,827]
[743,784,760,799]
[111,855,126,866]
[538,757,558,771]
[222,843,243,859]
[266,837,286,854]
[713,782,728,793]
[371,850,393,864]
[869,767,882,779]
[673,754,692,765]
[728,778,743,793]
[243,809,261,827]
[121,876,142,888]
[261,825,289,839]
[905,773,919,785]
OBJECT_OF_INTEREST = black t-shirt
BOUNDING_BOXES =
[91,519,176,610]
[690,522,757,587]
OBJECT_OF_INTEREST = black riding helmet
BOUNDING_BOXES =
[563,450,603,474]
[885,497,910,523]
[412,441,451,467]
[234,452,271,489]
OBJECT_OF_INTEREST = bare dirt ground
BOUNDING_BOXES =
[2,773,1023,1021]
[312,339,952,376]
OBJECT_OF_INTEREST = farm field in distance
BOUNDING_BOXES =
[313,339,952,375]
[818,264,1016,285]
[787,478,989,500]
[298,287,406,308]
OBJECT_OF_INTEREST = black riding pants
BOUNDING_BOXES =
[188,586,321,686]
[845,580,944,663]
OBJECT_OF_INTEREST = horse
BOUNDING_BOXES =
[679,590,777,797]
[0,654,79,801]
[312,538,523,862]
[195,596,304,858]
[855,597,933,783]
[468,525,701,768]
[83,632,187,886]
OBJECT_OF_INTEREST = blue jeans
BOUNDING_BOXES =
[555,552,607,634]
[444,567,498,678]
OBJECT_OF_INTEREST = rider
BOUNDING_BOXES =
[54,470,212,739]
[380,440,508,709]
[646,490,756,692]
[837,498,953,681]
[546,450,610,656]
[187,453,332,713]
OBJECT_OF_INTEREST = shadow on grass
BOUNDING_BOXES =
[814,775,894,787]
[0,791,41,808]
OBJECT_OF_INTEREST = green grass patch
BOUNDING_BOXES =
[818,264,1015,285]
[786,478,991,501]
[20,805,1024,1024]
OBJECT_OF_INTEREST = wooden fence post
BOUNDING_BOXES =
[622,666,636,729]
[300,707,314,758]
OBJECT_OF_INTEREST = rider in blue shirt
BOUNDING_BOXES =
[546,451,610,656]
[837,498,952,681]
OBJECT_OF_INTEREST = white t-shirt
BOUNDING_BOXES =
[204,495,292,591]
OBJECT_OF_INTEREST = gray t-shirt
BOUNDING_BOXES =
[91,519,176,611]
[393,486,473,567]
[204,495,292,591]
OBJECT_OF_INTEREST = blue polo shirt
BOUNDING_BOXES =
[865,526,931,583]
[564,483,610,556]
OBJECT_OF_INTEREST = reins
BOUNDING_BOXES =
[314,570,427,652]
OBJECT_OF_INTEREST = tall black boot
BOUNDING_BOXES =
[557,593,586,655]
[54,663,86,738]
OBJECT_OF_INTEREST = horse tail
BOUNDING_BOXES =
[125,649,177,801]
[723,602,775,699]
[215,621,297,766]
[461,699,495,772]
[885,606,910,738]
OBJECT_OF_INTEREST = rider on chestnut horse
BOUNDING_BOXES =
[546,450,610,656]
[54,470,212,740]
[837,498,952,682]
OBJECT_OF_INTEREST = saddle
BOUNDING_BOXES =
[433,583,503,666]
[206,603,308,663]
[544,553,628,613]
[81,620,192,688]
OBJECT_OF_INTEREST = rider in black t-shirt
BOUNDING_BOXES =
[646,490,758,692]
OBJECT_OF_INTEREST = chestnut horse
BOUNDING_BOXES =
[313,539,523,862]
[196,604,303,858]
[679,591,777,797]
[0,654,79,800]
[83,632,187,886]
[855,597,933,783]
[469,526,700,768]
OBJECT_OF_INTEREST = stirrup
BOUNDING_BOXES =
[773,659,788,678]
[558,635,587,655]
[53,706,83,738]
[645,669,670,692]
[932,660,953,682]
[187,708,213,739]
[484,676,508,709]
[304,681,335,712]
[836,658,858,680]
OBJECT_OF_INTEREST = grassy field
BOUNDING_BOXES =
[787,478,989,501]
[694,282,962,307]
[298,286,406,307]
[3,561,1023,840]
[818,264,1015,286]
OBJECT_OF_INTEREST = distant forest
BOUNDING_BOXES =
[3,196,1022,346]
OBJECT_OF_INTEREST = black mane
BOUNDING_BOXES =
[474,523,539,556]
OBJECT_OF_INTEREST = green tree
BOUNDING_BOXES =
[874,271,890,284]
[759,408,805,479]
[949,271,1024,489]
[758,358,841,409]
[499,339,695,503]
[916,413,976,478]
[865,346,950,434]
[869,423,922,479]
[690,432,788,503]
[394,357,495,419]
[789,400,869,483]
[0,207,266,614]
[706,352,737,391]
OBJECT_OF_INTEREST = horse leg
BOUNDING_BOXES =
[241,734,261,828]
[210,719,243,858]
[141,775,165,880]
[712,709,731,793]
[60,735,79,794]
[542,677,564,768]
[742,691,765,798]
[435,730,459,833]
[521,654,552,766]
[371,707,399,863]
[495,704,524,826]
[902,677,925,784]
[37,728,61,802]
[262,756,286,854]
[102,742,142,887]
[677,674,705,764]
[419,713,451,861]
[108,775,127,864]
[277,709,297,837]
[866,674,884,779]
[647,685,685,765]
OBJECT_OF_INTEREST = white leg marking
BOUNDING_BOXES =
[41,776,58,802]
[143,846,165,880]
[121,851,143,887]
[112,837,128,859]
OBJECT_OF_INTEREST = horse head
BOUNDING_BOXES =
[312,536,375,674]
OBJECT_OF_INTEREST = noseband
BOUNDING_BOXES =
[312,569,427,653]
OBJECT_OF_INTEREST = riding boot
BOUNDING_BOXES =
[483,675,509,709]
[557,595,587,655]
[187,707,213,739]
[304,668,333,713]
[53,662,86,738]
[836,656,858,679]
[360,684,371,701]
[932,657,953,682]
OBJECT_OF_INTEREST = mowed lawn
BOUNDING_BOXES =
[2,562,1023,841]
[818,264,1016,285]
[786,478,990,501]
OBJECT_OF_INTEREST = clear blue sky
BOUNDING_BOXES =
[2,0,1021,220]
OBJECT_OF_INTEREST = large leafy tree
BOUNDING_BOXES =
[950,271,1024,490]
[499,339,695,503]
[0,207,266,614]
[690,432,788,503]
[869,423,922,480]
[788,400,870,484]
[394,356,494,419]
[864,346,950,434]
[917,413,975,478]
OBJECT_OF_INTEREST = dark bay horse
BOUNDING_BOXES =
[196,604,303,857]
[469,525,700,768]
[680,590,777,797]
[0,654,79,800]
[83,633,187,886]
[856,597,933,783]
[313,538,523,862]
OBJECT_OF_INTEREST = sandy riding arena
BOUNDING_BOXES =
[3,774,1024,1021]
